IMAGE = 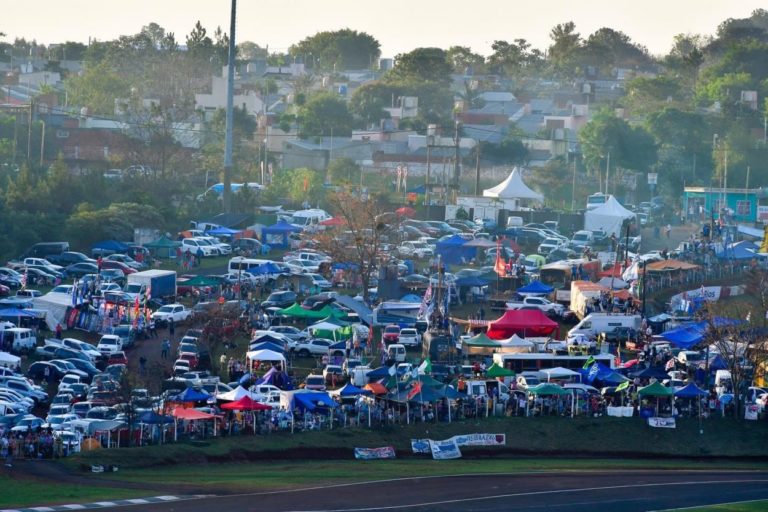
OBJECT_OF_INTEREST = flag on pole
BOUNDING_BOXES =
[582,355,596,369]
[418,358,432,374]
[616,381,630,392]
[407,381,423,401]
[494,241,506,276]
[388,364,397,377]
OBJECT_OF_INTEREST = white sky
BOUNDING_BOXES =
[3,0,765,57]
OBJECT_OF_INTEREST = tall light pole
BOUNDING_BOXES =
[604,151,610,196]
[222,0,237,213]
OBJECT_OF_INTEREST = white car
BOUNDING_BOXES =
[151,304,192,323]
[292,338,338,357]
[96,334,122,355]
[537,238,564,256]
[305,273,332,290]
[181,238,217,257]
[398,241,434,259]
[199,236,232,255]
[398,328,421,347]
[285,259,319,273]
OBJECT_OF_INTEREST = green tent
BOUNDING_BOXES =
[277,303,344,320]
[638,381,673,397]
[464,332,501,355]
[528,383,569,396]
[144,236,182,259]
[485,362,515,378]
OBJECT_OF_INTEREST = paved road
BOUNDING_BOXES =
[84,471,768,512]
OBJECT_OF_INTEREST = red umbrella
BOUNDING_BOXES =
[319,217,346,226]
[395,206,416,217]
[220,396,272,411]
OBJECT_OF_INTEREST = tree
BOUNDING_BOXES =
[64,60,131,115]
[264,167,325,207]
[580,28,653,72]
[624,75,684,115]
[548,22,581,73]
[327,158,360,185]
[290,29,380,70]
[313,191,391,302]
[480,134,528,165]
[526,157,573,208]
[349,82,392,127]
[388,47,453,85]
[488,39,543,76]
[298,92,354,138]
[445,46,485,75]
[646,108,712,188]
[579,109,657,174]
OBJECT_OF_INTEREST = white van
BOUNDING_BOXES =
[290,209,331,232]
[567,314,642,339]
[387,344,406,363]
[506,216,524,228]
[1,328,36,353]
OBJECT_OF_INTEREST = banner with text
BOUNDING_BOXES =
[648,417,676,428]
[430,438,462,460]
[354,446,397,460]
[412,434,505,454]
[411,439,431,454]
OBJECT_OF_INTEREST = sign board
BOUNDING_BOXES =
[647,173,658,185]
[429,438,462,460]
[647,417,676,428]
[757,206,768,223]
[354,446,396,460]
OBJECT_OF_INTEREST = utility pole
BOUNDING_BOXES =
[39,120,45,168]
[27,99,33,164]
[425,144,431,220]
[571,159,577,211]
[222,0,237,213]
[452,121,461,203]
[604,151,610,196]
[474,143,480,196]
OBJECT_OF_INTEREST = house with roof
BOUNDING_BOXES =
[195,66,265,121]
[282,137,373,171]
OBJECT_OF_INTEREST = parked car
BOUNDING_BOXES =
[304,374,326,391]
[104,253,146,270]
[96,335,122,355]
[64,262,99,279]
[292,338,335,357]
[382,324,401,344]
[397,241,434,259]
[261,291,298,309]
[151,304,192,324]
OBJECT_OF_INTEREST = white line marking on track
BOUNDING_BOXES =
[651,497,768,511]
[283,479,768,512]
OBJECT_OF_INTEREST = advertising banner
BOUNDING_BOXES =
[411,439,431,454]
[648,417,676,428]
[429,438,462,460]
[354,446,397,460]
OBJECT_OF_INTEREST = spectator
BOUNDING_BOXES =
[161,339,170,359]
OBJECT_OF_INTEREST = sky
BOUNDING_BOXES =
[3,0,766,58]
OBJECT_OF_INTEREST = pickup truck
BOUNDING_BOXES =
[506,296,565,317]
[6,258,63,273]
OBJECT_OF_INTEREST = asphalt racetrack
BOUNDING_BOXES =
[92,470,768,512]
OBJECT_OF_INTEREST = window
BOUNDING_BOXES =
[736,200,751,216]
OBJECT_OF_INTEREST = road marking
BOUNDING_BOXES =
[652,497,768,511]
[0,495,192,512]
[284,479,768,512]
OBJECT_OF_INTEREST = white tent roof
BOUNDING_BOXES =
[483,167,544,201]
[584,196,636,237]
[0,351,20,368]
[217,385,259,401]
[246,349,286,364]
[540,367,580,379]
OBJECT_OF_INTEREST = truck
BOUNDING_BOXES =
[506,296,565,317]
[124,269,177,303]
[463,379,511,401]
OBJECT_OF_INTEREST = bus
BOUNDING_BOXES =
[586,193,608,211]
[371,301,423,327]
[492,352,615,374]
[228,257,272,274]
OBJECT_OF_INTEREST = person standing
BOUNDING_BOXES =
[665,224,672,239]
[161,338,170,359]
[196,247,204,267]
[55,323,63,340]
[168,318,175,341]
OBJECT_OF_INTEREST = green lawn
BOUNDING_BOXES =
[0,477,142,508]
[663,501,768,512]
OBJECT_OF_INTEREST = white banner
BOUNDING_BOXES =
[411,439,431,454]
[648,417,676,428]
[758,206,768,222]
[745,405,759,421]
[430,438,462,460]
[451,433,506,447]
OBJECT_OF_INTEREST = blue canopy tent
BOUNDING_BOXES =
[400,294,422,303]
[674,383,708,397]
[629,367,670,380]
[331,383,371,397]
[250,262,283,275]
[516,280,554,296]
[138,410,174,424]
[293,391,337,412]
[717,240,761,260]
[91,240,130,255]
[408,184,427,194]
[262,220,301,249]
[332,262,359,271]
[366,366,393,379]
[581,362,629,385]
[662,317,741,349]
[435,235,474,265]
[250,333,287,346]
[169,388,212,402]
[249,341,285,353]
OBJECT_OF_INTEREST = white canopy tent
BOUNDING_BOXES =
[216,385,259,401]
[539,367,581,381]
[497,334,535,353]
[32,293,72,331]
[584,196,635,237]
[0,351,21,369]
[483,167,544,202]
[246,348,287,369]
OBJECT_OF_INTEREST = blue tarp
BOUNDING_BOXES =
[674,383,708,397]
[516,280,554,295]
[91,240,130,253]
[262,220,301,249]
[250,262,283,275]
[0,308,37,317]
[331,262,359,270]
[334,383,371,397]
[435,235,474,265]
[138,411,174,424]
[629,367,670,380]
[400,294,422,303]
[206,226,240,236]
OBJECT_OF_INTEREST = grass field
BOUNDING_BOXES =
[664,501,768,512]
[0,480,141,508]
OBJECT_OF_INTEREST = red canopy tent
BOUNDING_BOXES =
[395,206,416,217]
[220,396,272,411]
[486,309,559,339]
[171,407,219,441]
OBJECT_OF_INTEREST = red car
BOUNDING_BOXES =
[0,284,10,296]
[382,324,401,344]
[101,260,137,275]
[107,351,128,366]
[178,352,199,369]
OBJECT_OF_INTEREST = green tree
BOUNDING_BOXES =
[327,158,360,185]
[64,60,131,115]
[388,47,453,84]
[445,46,485,75]
[580,28,653,72]
[548,22,581,74]
[290,29,380,70]
[579,109,657,174]
[624,75,684,115]
[488,39,543,76]
[298,92,354,138]
[349,82,392,126]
